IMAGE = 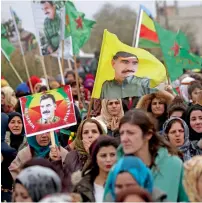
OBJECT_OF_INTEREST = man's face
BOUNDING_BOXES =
[40,98,56,121]
[112,57,138,81]
[42,2,56,20]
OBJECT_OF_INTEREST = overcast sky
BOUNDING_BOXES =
[1,0,202,35]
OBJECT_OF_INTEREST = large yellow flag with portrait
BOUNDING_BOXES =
[92,30,167,99]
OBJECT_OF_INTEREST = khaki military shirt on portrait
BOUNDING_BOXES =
[100,76,157,99]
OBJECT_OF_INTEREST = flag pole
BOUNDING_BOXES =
[58,56,65,85]
[10,7,34,93]
[135,9,143,48]
[132,6,141,47]
[87,98,93,118]
[67,59,73,70]
[1,49,23,83]
[9,61,24,83]
[40,56,49,89]
[40,56,56,147]
[73,55,81,103]
[62,40,65,73]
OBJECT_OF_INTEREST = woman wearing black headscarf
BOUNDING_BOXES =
[185,104,202,141]
[7,112,27,151]
[1,113,17,202]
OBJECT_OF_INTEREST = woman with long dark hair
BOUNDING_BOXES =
[73,136,118,202]
[62,118,106,192]
[117,109,188,202]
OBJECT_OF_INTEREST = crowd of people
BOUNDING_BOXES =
[1,57,202,202]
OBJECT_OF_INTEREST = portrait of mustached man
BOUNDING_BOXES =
[38,94,60,125]
[100,51,157,99]
[40,1,61,54]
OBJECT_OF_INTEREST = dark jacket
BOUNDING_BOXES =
[58,104,81,147]
[1,113,17,190]
[73,172,95,202]
[62,150,88,192]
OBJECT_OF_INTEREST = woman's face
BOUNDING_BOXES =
[66,74,75,83]
[1,92,5,105]
[107,100,121,116]
[151,98,165,117]
[13,183,32,202]
[96,146,117,173]
[115,172,137,195]
[8,116,23,135]
[119,123,145,155]
[190,110,202,133]
[167,121,185,147]
[82,122,100,143]
[197,174,202,198]
[191,88,201,103]
[36,132,51,146]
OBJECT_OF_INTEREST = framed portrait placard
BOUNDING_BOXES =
[20,85,77,137]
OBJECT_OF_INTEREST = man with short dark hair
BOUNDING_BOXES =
[100,51,157,99]
[41,1,61,54]
[38,94,60,124]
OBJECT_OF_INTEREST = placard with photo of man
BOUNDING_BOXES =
[20,85,77,137]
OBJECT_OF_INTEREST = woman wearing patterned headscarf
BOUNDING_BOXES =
[96,99,124,138]
[12,166,61,202]
[163,117,202,161]
[103,156,167,202]
[183,156,202,202]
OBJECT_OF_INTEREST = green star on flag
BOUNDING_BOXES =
[65,1,96,55]
[154,21,202,81]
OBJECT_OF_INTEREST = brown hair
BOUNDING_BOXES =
[119,109,180,164]
[147,93,167,114]
[188,81,202,99]
[74,118,106,155]
[167,96,187,118]
[116,186,153,202]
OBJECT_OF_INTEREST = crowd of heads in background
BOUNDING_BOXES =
[1,60,202,202]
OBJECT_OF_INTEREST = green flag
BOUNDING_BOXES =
[154,22,202,81]
[1,24,15,61]
[65,1,95,55]
[154,21,183,81]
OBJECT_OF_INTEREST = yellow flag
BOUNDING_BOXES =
[92,29,167,99]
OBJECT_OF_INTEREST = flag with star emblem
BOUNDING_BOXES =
[19,85,77,137]
[65,1,95,55]
[154,21,202,81]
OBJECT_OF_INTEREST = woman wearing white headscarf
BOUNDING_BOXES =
[96,99,124,138]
